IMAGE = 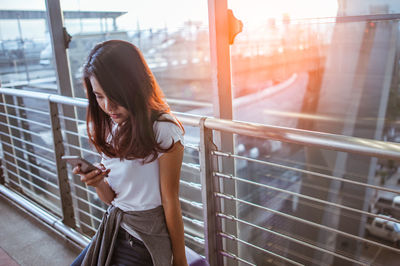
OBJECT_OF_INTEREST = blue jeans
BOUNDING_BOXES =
[71,244,88,266]
[71,228,153,266]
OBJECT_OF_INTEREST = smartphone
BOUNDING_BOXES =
[61,155,99,174]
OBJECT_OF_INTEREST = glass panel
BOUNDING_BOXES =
[0,2,57,92]
[59,0,210,253]
[0,2,61,215]
[60,0,211,112]
[228,0,400,265]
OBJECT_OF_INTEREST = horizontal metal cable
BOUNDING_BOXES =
[63,142,99,157]
[70,183,98,198]
[180,179,202,191]
[75,214,98,232]
[62,128,89,140]
[1,142,56,166]
[5,169,60,201]
[179,197,203,209]
[260,180,364,224]
[214,192,400,254]
[182,215,204,228]
[0,121,44,138]
[218,213,366,266]
[221,232,305,266]
[70,194,106,213]
[0,102,49,116]
[264,169,365,204]
[259,163,364,204]
[4,159,59,190]
[266,154,367,183]
[184,232,205,245]
[215,172,400,224]
[0,131,54,153]
[213,151,400,195]
[58,114,86,124]
[181,162,200,172]
[76,208,102,224]
[5,179,63,218]
[183,143,200,151]
[0,112,51,129]
[3,150,57,179]
[219,250,256,266]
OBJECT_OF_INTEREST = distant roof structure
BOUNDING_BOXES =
[0,10,127,20]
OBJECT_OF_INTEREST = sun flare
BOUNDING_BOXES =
[229,0,339,25]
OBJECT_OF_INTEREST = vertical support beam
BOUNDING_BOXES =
[207,0,233,120]
[208,0,238,262]
[49,101,75,228]
[46,0,93,233]
[45,0,74,98]
[200,117,223,266]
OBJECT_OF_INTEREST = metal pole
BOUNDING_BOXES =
[45,0,92,233]
[45,0,74,98]
[49,101,75,228]
[199,117,223,265]
[207,0,238,262]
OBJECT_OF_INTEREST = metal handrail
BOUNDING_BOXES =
[1,88,400,160]
[0,184,90,247]
[2,88,400,265]
[204,117,400,160]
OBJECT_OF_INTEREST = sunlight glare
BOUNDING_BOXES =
[229,0,339,25]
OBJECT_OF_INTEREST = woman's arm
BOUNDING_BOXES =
[159,141,188,266]
[73,165,115,205]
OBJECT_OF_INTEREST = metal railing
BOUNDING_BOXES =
[1,87,400,265]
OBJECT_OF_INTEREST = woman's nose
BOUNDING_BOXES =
[104,98,116,112]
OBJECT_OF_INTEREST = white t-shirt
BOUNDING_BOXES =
[102,114,184,212]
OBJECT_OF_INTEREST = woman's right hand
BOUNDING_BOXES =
[73,164,110,187]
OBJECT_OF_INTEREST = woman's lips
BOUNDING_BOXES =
[110,114,121,119]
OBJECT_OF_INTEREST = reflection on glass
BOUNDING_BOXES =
[228,0,400,265]
[0,9,56,90]
[58,0,209,254]
[59,0,211,114]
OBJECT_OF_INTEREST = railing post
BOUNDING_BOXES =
[199,117,223,265]
[207,0,239,262]
[49,101,75,228]
[46,0,94,234]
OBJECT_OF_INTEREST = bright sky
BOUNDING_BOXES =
[230,0,338,25]
[0,0,338,39]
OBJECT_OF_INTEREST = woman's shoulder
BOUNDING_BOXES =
[153,113,184,147]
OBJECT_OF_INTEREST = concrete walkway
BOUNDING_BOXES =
[0,195,81,266]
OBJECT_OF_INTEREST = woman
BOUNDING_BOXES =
[71,40,187,266]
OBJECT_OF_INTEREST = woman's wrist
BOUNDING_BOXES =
[173,257,188,266]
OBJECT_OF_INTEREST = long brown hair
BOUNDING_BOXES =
[83,40,182,162]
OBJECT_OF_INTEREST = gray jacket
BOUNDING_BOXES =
[82,205,172,266]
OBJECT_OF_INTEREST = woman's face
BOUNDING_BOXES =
[90,75,130,124]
